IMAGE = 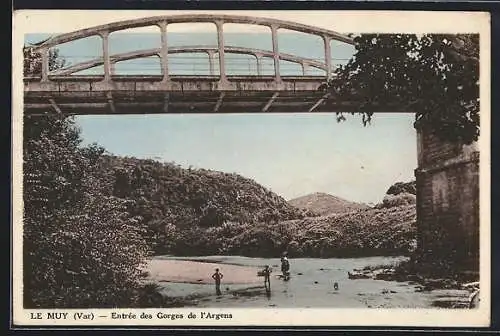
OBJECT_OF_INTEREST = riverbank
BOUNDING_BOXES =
[139,256,475,309]
[348,261,480,309]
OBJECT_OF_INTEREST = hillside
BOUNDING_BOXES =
[288,192,370,216]
[160,186,417,257]
[97,155,310,253]
[163,204,417,257]
[96,155,417,257]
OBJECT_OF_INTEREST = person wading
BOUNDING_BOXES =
[211,268,223,296]
[260,265,272,294]
[281,253,290,281]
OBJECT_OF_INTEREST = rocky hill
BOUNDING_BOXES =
[288,192,370,216]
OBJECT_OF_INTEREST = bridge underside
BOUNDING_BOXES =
[24,76,405,116]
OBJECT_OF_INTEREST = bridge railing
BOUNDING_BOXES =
[26,14,355,84]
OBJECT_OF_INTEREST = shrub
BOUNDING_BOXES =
[381,192,417,208]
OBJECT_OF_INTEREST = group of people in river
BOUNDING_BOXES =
[211,252,291,296]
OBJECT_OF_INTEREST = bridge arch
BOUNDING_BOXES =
[29,14,355,83]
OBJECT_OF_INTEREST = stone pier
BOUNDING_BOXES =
[415,126,480,273]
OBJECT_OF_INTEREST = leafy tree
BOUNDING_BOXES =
[23,45,66,75]
[23,45,151,308]
[328,34,479,144]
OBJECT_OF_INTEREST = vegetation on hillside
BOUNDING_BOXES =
[375,181,417,209]
[92,155,419,258]
[377,193,416,209]
[147,203,416,258]
[94,154,417,258]
[386,181,416,196]
[77,154,422,258]
[97,155,313,254]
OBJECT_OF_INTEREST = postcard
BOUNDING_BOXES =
[12,9,491,327]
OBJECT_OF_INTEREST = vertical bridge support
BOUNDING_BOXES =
[255,54,262,76]
[414,124,480,274]
[323,35,332,80]
[158,21,170,83]
[40,48,49,82]
[100,31,111,81]
[207,51,215,76]
[216,20,228,85]
[270,24,281,82]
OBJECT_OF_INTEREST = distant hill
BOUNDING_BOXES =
[288,192,370,216]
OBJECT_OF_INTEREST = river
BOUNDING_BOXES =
[149,255,473,309]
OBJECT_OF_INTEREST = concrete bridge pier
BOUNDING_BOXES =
[414,125,480,274]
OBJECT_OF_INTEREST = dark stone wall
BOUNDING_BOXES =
[415,128,480,272]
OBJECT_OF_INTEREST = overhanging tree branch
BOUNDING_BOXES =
[328,33,480,145]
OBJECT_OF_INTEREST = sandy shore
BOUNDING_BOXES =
[145,259,263,285]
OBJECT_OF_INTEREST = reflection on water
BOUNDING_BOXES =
[153,255,472,309]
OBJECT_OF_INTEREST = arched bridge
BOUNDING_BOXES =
[24,14,365,115]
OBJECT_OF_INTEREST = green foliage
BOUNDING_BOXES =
[23,46,66,76]
[23,48,151,308]
[147,205,417,258]
[328,34,479,144]
[23,114,151,308]
[278,205,417,257]
[379,193,417,209]
[386,180,417,196]
[94,154,417,258]
[98,155,308,254]
[372,181,417,209]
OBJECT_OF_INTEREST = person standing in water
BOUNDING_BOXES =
[261,265,272,293]
[211,268,223,296]
[281,252,290,280]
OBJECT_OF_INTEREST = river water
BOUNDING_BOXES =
[152,255,472,309]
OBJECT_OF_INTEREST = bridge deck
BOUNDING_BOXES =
[24,76,407,115]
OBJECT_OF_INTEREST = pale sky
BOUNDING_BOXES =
[75,113,417,204]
